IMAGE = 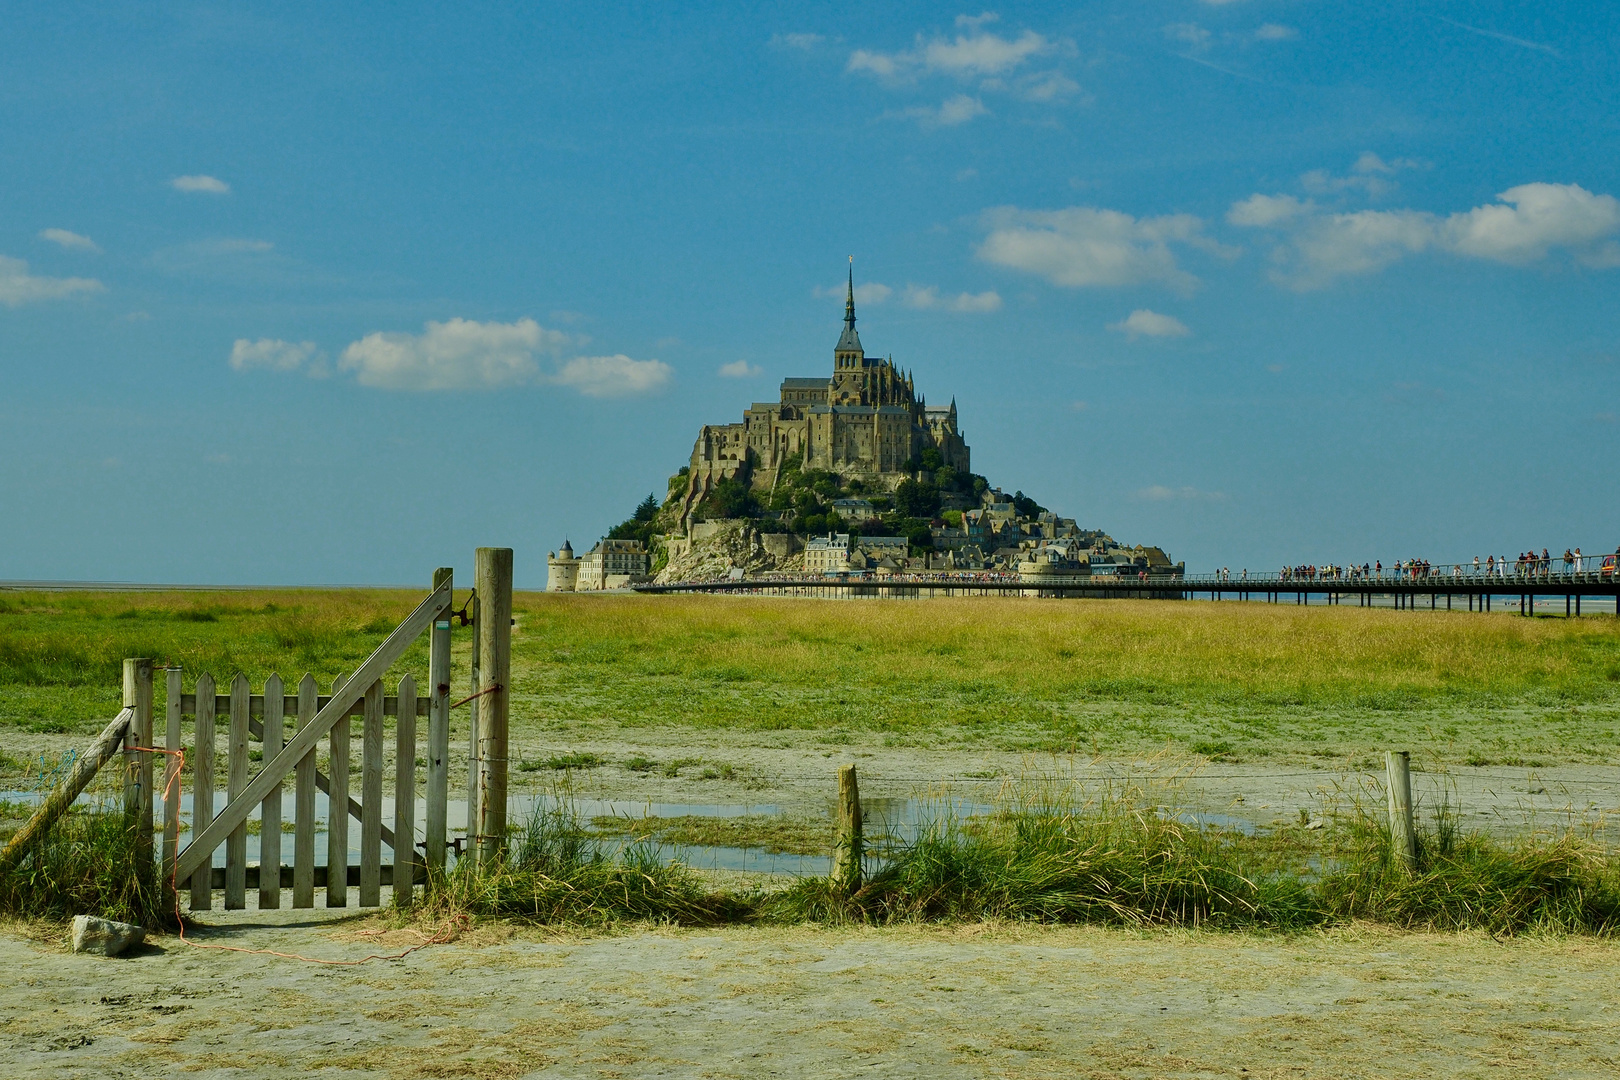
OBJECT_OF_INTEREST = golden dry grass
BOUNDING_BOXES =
[3,588,1618,761]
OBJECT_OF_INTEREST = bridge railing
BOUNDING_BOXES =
[1188,555,1618,586]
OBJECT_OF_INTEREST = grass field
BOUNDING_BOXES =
[3,589,1620,766]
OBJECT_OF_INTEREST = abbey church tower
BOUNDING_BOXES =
[680,261,971,530]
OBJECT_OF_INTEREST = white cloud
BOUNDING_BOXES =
[816,281,893,304]
[902,285,1003,312]
[892,94,989,128]
[718,360,763,378]
[1254,23,1297,41]
[1135,485,1227,501]
[977,205,1221,292]
[1164,23,1211,49]
[1227,193,1314,227]
[171,174,230,194]
[1284,209,1438,288]
[39,228,100,252]
[769,32,823,50]
[230,338,319,373]
[1301,168,1392,198]
[1441,182,1620,265]
[1020,70,1081,101]
[1353,152,1418,175]
[923,28,1050,76]
[339,317,573,391]
[0,254,104,306]
[206,238,273,253]
[1108,309,1191,339]
[1297,153,1426,199]
[849,25,1055,81]
[847,49,899,77]
[1232,180,1620,288]
[553,354,672,397]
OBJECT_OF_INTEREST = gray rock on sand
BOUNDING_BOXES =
[71,915,145,957]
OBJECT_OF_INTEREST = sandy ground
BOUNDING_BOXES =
[1,909,1617,1079]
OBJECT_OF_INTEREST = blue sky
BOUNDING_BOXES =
[2,2,1617,587]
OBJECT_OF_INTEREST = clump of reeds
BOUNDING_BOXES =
[765,775,1317,928]
[0,796,171,930]
[421,798,749,926]
[762,774,1620,935]
[1316,794,1620,934]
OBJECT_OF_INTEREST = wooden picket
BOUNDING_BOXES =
[191,673,215,909]
[293,673,317,907]
[167,572,456,911]
[259,673,284,910]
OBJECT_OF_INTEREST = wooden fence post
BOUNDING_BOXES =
[359,679,384,906]
[163,667,182,895]
[394,673,418,903]
[831,764,863,894]
[475,548,513,867]
[292,673,318,908]
[466,589,481,849]
[122,659,154,861]
[260,673,284,911]
[225,674,250,909]
[191,673,216,911]
[0,709,133,879]
[1385,750,1417,872]
[426,568,453,876]
[327,673,349,908]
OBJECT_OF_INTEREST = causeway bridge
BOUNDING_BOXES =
[635,571,1620,615]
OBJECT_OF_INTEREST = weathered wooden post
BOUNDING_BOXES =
[475,548,513,866]
[260,673,285,910]
[426,568,453,876]
[191,673,217,910]
[393,673,418,904]
[1385,751,1417,872]
[122,658,154,860]
[465,588,482,847]
[163,667,183,895]
[0,708,134,879]
[830,764,863,894]
[293,673,318,908]
[225,674,250,909]
[327,673,349,908]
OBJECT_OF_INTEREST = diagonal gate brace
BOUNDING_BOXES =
[176,581,452,883]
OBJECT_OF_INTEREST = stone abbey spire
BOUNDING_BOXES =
[835,256,862,361]
[680,258,971,529]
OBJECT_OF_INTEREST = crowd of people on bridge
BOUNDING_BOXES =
[1258,546,1619,583]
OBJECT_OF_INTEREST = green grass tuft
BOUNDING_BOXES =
[423,800,747,926]
[0,806,173,929]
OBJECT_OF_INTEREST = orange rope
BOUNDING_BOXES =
[449,683,501,709]
[132,744,465,965]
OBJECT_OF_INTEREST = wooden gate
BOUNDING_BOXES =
[167,570,455,909]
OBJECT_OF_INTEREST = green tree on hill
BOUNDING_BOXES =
[607,493,662,546]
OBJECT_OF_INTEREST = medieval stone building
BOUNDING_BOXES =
[681,267,971,529]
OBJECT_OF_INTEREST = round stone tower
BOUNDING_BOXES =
[546,540,579,592]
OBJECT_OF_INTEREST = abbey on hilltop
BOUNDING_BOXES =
[679,265,970,529]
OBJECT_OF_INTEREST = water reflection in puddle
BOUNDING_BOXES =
[2,790,1260,876]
